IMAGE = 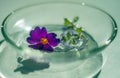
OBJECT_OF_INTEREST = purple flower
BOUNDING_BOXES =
[27,26,60,52]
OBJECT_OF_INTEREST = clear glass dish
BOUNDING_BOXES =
[0,1,117,78]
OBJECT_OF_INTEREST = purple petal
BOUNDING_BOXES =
[30,26,41,40]
[48,33,57,37]
[40,27,47,38]
[43,44,53,52]
[27,37,39,44]
[47,33,60,47]
[29,43,43,50]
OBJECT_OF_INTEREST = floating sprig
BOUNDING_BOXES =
[61,16,83,47]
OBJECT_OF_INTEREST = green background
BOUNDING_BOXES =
[0,0,120,78]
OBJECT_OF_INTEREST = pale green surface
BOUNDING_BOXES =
[0,0,120,78]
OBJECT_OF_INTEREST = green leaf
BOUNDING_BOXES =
[64,18,72,26]
[72,16,79,23]
[70,39,76,44]
[66,32,72,39]
[74,34,80,39]
[61,36,67,42]
[76,27,82,34]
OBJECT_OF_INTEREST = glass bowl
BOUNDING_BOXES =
[0,1,117,78]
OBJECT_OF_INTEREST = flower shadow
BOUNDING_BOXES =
[14,57,49,74]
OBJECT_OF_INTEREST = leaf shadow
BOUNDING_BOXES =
[14,57,49,74]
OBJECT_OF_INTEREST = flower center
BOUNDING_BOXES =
[40,38,48,45]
